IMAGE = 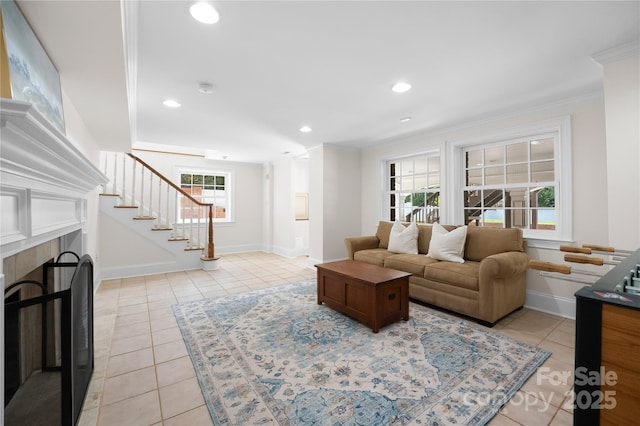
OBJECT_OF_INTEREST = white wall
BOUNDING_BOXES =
[61,92,104,267]
[272,158,295,256]
[262,163,274,252]
[133,151,264,253]
[601,52,640,250]
[361,96,609,318]
[308,146,324,264]
[293,157,310,254]
[98,213,175,268]
[308,144,362,264]
[269,156,310,257]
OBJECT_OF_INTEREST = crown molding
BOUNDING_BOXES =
[121,0,139,144]
[592,39,640,65]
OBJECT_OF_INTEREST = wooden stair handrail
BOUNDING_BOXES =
[127,153,212,208]
[127,153,217,260]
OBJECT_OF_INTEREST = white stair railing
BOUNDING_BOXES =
[99,151,217,260]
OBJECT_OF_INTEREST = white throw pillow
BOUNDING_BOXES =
[388,222,419,254]
[427,223,468,263]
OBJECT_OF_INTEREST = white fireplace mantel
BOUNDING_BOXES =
[1,99,108,258]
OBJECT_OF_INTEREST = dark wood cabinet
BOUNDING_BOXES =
[316,260,411,333]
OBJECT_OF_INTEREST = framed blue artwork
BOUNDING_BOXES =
[1,0,65,133]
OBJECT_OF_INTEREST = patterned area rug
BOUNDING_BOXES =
[172,280,550,425]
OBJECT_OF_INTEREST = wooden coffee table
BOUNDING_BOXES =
[315,260,411,333]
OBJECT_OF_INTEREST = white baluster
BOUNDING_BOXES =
[149,173,153,219]
[112,152,118,196]
[200,205,205,249]
[181,194,186,241]
[196,205,202,249]
[139,167,145,218]
[131,159,137,207]
[171,191,178,239]
[166,184,171,230]
[121,153,127,205]
[156,178,162,228]
[189,200,195,249]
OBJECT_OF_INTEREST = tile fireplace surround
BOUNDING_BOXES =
[1,99,107,421]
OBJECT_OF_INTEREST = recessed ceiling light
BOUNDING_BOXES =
[400,116,412,122]
[391,81,412,93]
[531,140,540,145]
[300,126,312,133]
[190,2,220,24]
[162,99,181,108]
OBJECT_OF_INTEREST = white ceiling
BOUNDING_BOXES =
[15,1,640,163]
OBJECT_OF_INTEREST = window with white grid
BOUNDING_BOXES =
[452,115,575,243]
[386,153,441,223]
[178,171,231,222]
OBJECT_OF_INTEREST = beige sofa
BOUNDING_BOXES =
[344,221,529,326]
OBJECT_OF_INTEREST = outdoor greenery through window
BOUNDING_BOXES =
[387,154,440,223]
[179,172,229,222]
[463,135,556,230]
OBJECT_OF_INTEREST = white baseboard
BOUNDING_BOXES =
[259,245,310,259]
[306,257,322,268]
[99,259,204,280]
[215,244,265,254]
[524,290,576,320]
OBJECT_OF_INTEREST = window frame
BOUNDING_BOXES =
[446,116,572,242]
[384,149,443,224]
[176,168,233,224]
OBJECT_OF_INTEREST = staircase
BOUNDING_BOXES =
[98,152,219,278]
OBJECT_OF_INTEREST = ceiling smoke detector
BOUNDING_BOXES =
[198,82,214,94]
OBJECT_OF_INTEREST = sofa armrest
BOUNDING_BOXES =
[344,236,380,260]
[479,251,530,279]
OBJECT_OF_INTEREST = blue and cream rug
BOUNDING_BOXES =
[172,280,550,425]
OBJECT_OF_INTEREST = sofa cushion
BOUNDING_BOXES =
[417,224,433,254]
[464,227,524,262]
[376,221,395,249]
[384,253,440,276]
[423,260,480,291]
[427,223,468,263]
[388,222,419,254]
[353,248,396,266]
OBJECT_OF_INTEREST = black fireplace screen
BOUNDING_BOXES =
[69,255,94,424]
[4,253,94,426]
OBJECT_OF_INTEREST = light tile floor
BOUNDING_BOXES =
[79,252,575,426]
